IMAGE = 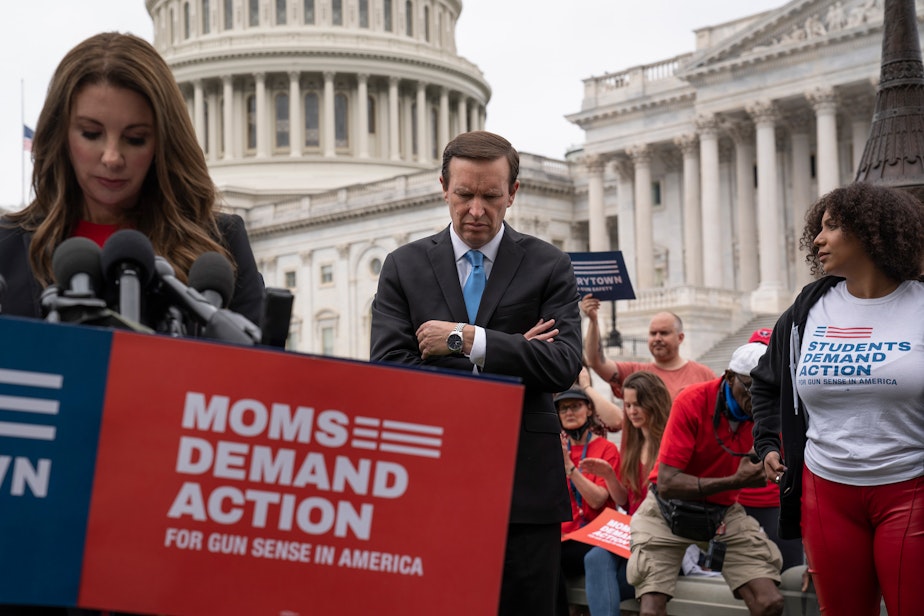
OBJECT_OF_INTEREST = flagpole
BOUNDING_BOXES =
[21,78,25,208]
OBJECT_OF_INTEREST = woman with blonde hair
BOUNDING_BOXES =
[0,32,263,324]
[580,370,671,615]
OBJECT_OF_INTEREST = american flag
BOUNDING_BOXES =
[23,124,34,152]
[813,326,873,339]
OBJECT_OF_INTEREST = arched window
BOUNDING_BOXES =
[437,9,442,46]
[405,1,413,37]
[246,94,257,151]
[304,92,319,147]
[332,0,343,25]
[275,93,290,149]
[424,6,430,42]
[184,2,191,38]
[368,95,376,134]
[202,0,211,34]
[359,0,369,28]
[383,0,392,31]
[248,0,259,26]
[223,0,233,29]
[276,0,286,24]
[335,93,349,148]
[303,0,314,24]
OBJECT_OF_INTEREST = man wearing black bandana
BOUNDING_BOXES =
[625,343,785,616]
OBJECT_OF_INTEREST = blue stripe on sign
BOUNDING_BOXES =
[0,316,113,606]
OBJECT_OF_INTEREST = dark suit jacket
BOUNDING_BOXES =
[370,223,582,524]
[0,213,264,325]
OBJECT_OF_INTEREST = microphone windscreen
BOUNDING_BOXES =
[52,237,104,290]
[100,229,156,286]
[188,251,234,308]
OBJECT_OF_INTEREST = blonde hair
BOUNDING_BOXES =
[7,32,231,284]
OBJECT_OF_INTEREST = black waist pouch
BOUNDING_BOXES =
[653,484,728,541]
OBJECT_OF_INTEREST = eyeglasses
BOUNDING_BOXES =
[735,374,753,391]
[556,401,586,414]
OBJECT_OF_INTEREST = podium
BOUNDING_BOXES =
[0,316,523,615]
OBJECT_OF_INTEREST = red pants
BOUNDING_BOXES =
[802,466,924,615]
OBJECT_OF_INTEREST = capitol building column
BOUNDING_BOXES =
[388,77,401,161]
[675,134,702,287]
[357,73,370,159]
[748,100,788,313]
[193,79,205,151]
[323,71,335,157]
[289,71,303,158]
[438,87,450,155]
[808,86,840,195]
[206,86,219,161]
[789,114,813,288]
[585,155,608,251]
[728,122,759,292]
[697,114,722,288]
[221,75,234,161]
[627,144,654,288]
[614,158,637,283]
[416,81,429,165]
[255,72,268,158]
[457,97,468,134]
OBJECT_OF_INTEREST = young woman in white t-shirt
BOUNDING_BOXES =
[751,182,924,615]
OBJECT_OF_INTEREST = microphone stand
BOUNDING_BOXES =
[42,285,153,333]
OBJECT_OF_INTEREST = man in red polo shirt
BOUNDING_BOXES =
[626,342,784,616]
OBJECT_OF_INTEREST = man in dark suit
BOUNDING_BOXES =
[370,131,582,615]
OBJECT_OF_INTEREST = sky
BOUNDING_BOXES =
[0,0,787,208]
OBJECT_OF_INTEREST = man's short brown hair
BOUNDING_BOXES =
[441,130,519,190]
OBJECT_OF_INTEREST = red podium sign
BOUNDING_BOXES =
[0,318,523,615]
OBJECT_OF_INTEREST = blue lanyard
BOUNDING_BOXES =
[568,436,593,525]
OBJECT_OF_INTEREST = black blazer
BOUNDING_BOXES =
[0,213,264,325]
[370,224,582,524]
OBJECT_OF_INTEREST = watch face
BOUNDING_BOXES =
[448,333,463,352]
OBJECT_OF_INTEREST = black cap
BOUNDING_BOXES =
[553,386,590,406]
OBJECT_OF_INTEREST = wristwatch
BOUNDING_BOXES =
[447,322,465,353]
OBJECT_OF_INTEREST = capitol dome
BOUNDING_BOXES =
[145,0,490,206]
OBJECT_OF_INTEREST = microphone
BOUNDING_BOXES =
[45,237,108,322]
[52,237,104,298]
[154,256,258,345]
[188,251,234,309]
[101,230,155,325]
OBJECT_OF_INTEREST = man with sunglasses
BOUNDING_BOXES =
[625,342,785,616]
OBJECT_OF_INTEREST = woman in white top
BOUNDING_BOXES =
[751,182,924,615]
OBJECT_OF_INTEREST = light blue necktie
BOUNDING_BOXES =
[463,249,485,323]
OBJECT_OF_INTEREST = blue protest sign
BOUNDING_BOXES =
[568,251,636,301]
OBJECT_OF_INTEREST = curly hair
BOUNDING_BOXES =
[5,32,231,284]
[800,182,924,280]
[619,371,670,499]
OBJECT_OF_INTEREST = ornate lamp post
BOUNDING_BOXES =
[854,0,924,197]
